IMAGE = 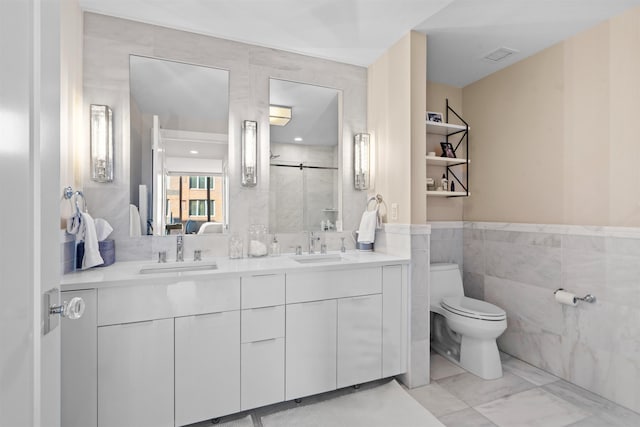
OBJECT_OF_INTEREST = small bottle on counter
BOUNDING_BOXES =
[451,181,455,192]
[270,235,281,257]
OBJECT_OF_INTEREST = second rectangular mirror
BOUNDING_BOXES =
[269,79,342,233]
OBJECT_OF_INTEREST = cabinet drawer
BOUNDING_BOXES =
[98,277,240,326]
[286,267,382,303]
[241,274,285,309]
[241,305,284,343]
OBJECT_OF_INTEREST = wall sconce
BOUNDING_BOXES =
[354,133,370,190]
[241,120,258,187]
[269,105,292,126]
[90,104,114,182]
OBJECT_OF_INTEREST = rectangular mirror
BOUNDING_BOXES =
[269,79,341,233]
[129,55,229,236]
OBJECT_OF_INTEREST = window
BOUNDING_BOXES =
[189,199,216,217]
[189,176,214,189]
[189,200,208,216]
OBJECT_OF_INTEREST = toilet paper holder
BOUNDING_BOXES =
[554,288,596,303]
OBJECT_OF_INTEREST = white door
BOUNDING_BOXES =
[285,300,337,400]
[0,0,61,425]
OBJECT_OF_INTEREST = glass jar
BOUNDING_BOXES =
[228,233,244,259]
[247,224,268,257]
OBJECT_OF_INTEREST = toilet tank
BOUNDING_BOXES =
[430,263,464,307]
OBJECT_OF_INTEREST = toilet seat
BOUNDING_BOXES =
[441,296,506,321]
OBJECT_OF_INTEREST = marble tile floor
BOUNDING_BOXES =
[411,353,640,427]
[189,352,640,427]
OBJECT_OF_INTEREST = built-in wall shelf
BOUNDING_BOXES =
[426,120,468,136]
[426,191,471,197]
[426,155,470,166]
[426,99,470,198]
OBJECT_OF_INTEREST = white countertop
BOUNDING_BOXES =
[60,251,410,291]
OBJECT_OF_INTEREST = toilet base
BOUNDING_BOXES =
[431,313,504,380]
[432,338,503,380]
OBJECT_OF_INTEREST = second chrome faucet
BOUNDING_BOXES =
[176,235,184,262]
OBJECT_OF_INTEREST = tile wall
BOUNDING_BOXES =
[462,222,640,414]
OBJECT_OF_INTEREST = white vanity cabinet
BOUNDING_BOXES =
[61,257,408,427]
[98,318,175,427]
[175,311,240,427]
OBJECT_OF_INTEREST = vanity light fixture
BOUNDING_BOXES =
[269,105,292,126]
[354,133,370,190]
[294,137,303,142]
[241,120,258,187]
[189,150,199,154]
[90,104,114,182]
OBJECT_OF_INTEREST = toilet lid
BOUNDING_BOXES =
[441,296,506,321]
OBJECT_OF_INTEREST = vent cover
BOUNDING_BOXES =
[483,47,518,62]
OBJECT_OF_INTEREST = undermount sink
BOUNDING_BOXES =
[139,260,218,274]
[290,254,345,264]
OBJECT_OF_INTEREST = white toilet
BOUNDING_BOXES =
[430,263,507,380]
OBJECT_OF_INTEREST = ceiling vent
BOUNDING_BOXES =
[483,47,518,62]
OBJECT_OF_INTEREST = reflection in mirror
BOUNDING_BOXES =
[129,55,229,236]
[269,79,341,233]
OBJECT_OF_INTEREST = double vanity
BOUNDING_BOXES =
[61,252,409,427]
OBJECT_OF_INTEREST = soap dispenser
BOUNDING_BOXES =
[270,235,281,257]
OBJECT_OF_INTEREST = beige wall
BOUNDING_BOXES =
[463,6,640,226]
[426,81,464,221]
[59,0,83,226]
[368,31,426,224]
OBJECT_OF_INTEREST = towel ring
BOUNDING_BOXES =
[63,186,88,214]
[367,194,383,211]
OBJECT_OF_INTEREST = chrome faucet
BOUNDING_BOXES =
[308,231,320,254]
[176,235,184,262]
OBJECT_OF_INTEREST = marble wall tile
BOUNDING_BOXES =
[484,229,561,248]
[463,238,485,275]
[483,240,562,290]
[464,222,640,414]
[462,271,485,300]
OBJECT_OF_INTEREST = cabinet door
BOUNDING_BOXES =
[382,265,408,377]
[175,311,240,427]
[98,319,174,427]
[62,289,97,427]
[285,300,337,400]
[337,294,382,388]
[241,337,284,410]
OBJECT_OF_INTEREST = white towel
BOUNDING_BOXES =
[66,212,82,235]
[357,209,378,243]
[94,218,113,241]
[76,212,104,269]
[129,204,142,236]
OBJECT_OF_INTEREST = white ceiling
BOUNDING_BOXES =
[81,0,640,87]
